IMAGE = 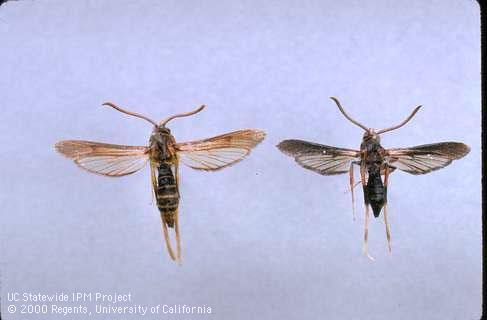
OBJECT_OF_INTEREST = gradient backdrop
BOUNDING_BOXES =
[0,1,481,319]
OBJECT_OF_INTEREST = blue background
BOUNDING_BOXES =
[0,1,480,319]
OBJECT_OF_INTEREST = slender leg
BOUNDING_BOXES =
[162,220,176,261]
[349,163,356,221]
[174,161,182,265]
[175,156,181,187]
[174,213,182,265]
[361,165,374,261]
[343,181,361,193]
[383,166,392,252]
[363,206,374,261]
[150,163,157,205]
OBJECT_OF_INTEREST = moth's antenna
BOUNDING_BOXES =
[330,97,369,131]
[376,105,422,134]
[102,102,158,127]
[160,105,206,126]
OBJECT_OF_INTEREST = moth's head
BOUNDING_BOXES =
[363,129,380,143]
[154,125,171,135]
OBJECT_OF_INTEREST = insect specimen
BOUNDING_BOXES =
[55,102,265,263]
[277,97,470,259]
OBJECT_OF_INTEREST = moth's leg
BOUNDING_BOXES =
[150,162,157,205]
[174,161,182,265]
[173,210,182,265]
[343,182,361,193]
[364,205,374,261]
[345,161,361,193]
[360,164,374,261]
[161,218,177,261]
[175,156,181,188]
[349,162,356,221]
[383,165,392,252]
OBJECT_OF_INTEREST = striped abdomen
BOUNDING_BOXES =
[156,163,179,228]
[364,169,386,218]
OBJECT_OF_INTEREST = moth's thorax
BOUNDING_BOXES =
[149,126,177,162]
[360,129,385,166]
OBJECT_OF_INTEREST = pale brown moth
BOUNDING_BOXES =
[277,97,470,260]
[55,102,265,263]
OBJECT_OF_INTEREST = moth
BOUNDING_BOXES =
[277,97,470,260]
[55,102,265,263]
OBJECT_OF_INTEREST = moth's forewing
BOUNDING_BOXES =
[386,142,470,175]
[175,129,266,170]
[277,139,360,175]
[55,140,149,177]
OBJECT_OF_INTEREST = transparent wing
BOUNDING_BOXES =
[277,139,360,175]
[174,129,266,171]
[55,140,149,177]
[386,142,470,175]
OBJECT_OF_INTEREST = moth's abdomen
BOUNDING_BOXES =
[365,171,386,218]
[156,163,179,228]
